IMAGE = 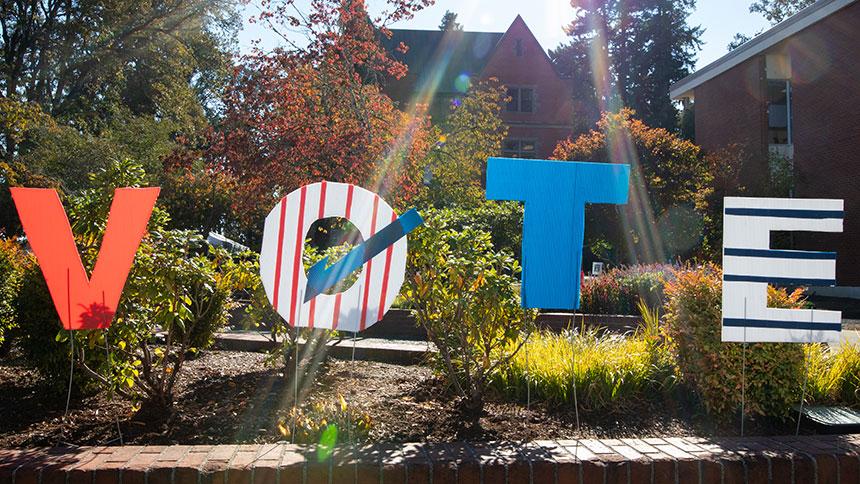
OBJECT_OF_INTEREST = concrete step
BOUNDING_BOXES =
[214,331,432,364]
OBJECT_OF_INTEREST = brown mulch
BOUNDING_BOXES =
[0,350,793,448]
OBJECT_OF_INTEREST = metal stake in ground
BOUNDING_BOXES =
[64,267,74,418]
[741,297,747,437]
[348,282,361,446]
[65,330,74,417]
[101,291,124,445]
[796,309,814,436]
[351,282,363,480]
[570,313,581,434]
[525,327,531,412]
[291,289,304,444]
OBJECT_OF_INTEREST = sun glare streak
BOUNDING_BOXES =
[584,11,666,264]
[366,25,469,196]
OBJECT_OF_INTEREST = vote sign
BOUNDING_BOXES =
[8,159,848,342]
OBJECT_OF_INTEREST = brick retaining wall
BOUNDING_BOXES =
[3,435,860,483]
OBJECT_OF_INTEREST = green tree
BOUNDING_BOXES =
[551,0,702,131]
[730,0,813,50]
[0,0,239,143]
[0,1,241,236]
[22,110,179,192]
[421,79,507,208]
[439,10,463,31]
[549,39,600,133]
[632,0,703,130]
[750,0,815,23]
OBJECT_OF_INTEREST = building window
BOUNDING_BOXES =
[767,79,791,145]
[515,39,523,57]
[506,87,534,113]
[502,139,537,158]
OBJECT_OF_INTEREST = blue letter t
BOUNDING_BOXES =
[486,158,630,309]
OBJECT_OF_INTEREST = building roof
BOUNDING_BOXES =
[381,28,504,95]
[670,0,858,100]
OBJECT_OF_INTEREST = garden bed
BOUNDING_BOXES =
[0,349,802,448]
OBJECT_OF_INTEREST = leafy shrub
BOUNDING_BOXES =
[122,231,240,409]
[664,264,807,418]
[492,327,675,411]
[580,264,673,314]
[15,252,131,392]
[15,232,239,406]
[13,160,243,410]
[404,217,535,422]
[416,201,523,264]
[0,239,25,353]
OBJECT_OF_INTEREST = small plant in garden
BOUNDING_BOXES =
[664,264,808,419]
[117,231,241,410]
[493,327,675,410]
[231,235,352,399]
[276,395,371,445]
[404,218,536,424]
[580,264,674,315]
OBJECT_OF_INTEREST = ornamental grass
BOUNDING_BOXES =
[492,321,675,412]
[806,342,860,406]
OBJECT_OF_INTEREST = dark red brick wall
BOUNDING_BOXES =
[3,436,860,484]
[692,1,860,285]
[693,57,769,190]
[786,1,860,285]
[480,16,575,158]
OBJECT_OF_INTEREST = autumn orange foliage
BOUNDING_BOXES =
[552,109,709,263]
[206,0,434,243]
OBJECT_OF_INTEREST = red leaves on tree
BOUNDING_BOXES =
[209,0,434,236]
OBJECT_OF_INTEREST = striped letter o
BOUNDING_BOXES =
[259,181,407,333]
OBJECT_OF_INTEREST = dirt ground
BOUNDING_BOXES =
[0,349,796,448]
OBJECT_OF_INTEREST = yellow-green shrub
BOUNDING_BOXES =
[664,264,807,418]
[0,239,25,353]
[492,328,675,411]
[807,343,860,406]
[276,395,371,445]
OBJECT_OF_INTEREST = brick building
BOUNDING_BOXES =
[382,16,575,159]
[671,0,860,287]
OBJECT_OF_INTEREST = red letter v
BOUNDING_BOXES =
[10,188,160,330]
